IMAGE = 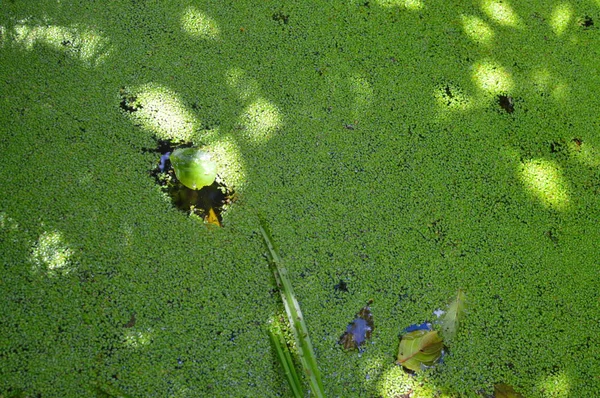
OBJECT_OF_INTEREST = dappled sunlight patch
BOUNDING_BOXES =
[122,83,198,142]
[519,159,570,211]
[209,135,247,188]
[349,72,374,119]
[9,20,111,67]
[570,140,600,167]
[0,212,20,233]
[124,328,153,348]
[531,68,552,91]
[550,3,573,36]
[181,6,220,40]
[472,60,513,94]
[0,26,6,47]
[237,97,283,143]
[529,68,570,101]
[536,370,570,396]
[551,81,569,101]
[434,83,473,113]
[225,67,261,101]
[374,0,424,10]
[375,363,414,397]
[461,15,494,46]
[30,230,74,276]
[481,0,522,27]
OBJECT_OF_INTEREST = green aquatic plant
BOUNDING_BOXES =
[170,147,217,190]
[267,318,304,398]
[259,220,325,398]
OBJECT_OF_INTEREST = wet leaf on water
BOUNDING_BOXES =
[396,329,443,371]
[440,288,466,343]
[339,299,374,350]
[494,383,525,398]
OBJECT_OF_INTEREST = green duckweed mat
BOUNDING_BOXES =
[1,1,600,397]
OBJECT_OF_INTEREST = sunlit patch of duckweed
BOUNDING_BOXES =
[519,159,570,211]
[209,135,247,188]
[374,0,424,10]
[375,364,415,397]
[124,328,153,348]
[472,60,513,94]
[0,212,19,232]
[570,140,600,167]
[434,83,473,113]
[124,83,198,142]
[237,97,283,143]
[225,67,261,102]
[349,72,374,119]
[550,3,573,36]
[537,370,570,396]
[531,68,552,92]
[481,0,522,27]
[10,19,111,67]
[461,15,494,46]
[181,6,220,40]
[551,81,569,101]
[30,230,74,276]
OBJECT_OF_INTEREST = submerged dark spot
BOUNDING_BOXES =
[444,85,454,99]
[498,95,514,113]
[272,11,289,25]
[549,141,563,153]
[334,280,349,293]
[580,16,594,27]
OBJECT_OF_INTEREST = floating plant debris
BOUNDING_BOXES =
[397,323,444,372]
[579,16,594,28]
[148,139,233,226]
[339,299,374,351]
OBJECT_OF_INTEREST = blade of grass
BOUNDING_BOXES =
[268,319,305,398]
[259,220,325,398]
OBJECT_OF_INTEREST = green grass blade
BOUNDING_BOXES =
[259,221,325,398]
[268,321,305,398]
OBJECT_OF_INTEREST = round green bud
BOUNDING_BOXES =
[170,148,217,190]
